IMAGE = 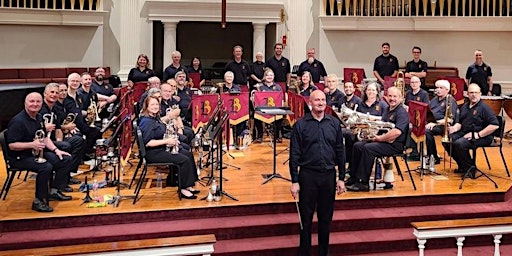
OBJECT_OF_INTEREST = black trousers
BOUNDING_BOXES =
[342,128,356,172]
[352,141,402,183]
[425,125,444,160]
[11,152,72,200]
[146,148,197,188]
[55,134,86,174]
[442,131,493,172]
[298,169,336,256]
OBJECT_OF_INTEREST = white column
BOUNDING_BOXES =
[253,23,267,58]
[162,21,178,70]
[285,0,313,66]
[117,0,140,82]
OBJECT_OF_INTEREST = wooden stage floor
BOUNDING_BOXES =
[1,120,512,222]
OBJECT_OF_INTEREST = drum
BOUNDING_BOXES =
[503,96,512,119]
[480,96,504,115]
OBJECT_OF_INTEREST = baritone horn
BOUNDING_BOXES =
[33,129,47,163]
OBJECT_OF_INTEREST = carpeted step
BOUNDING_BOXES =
[345,244,512,256]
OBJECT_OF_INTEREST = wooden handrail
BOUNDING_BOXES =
[412,216,512,230]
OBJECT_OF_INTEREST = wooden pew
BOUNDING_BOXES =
[0,234,216,256]
[412,216,512,256]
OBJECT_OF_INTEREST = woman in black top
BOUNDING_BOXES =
[187,57,207,87]
[128,54,156,87]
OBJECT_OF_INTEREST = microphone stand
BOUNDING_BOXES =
[459,126,498,189]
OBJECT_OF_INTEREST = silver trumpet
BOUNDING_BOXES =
[42,113,54,138]
[33,129,47,163]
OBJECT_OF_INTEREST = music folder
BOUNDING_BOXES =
[255,106,293,115]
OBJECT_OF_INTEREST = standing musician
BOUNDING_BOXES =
[465,50,493,95]
[7,92,73,212]
[221,71,246,149]
[425,80,458,164]
[373,42,399,88]
[297,48,328,83]
[443,84,498,177]
[224,45,251,86]
[41,83,85,185]
[138,96,199,199]
[252,68,283,143]
[404,46,428,89]
[346,87,409,192]
[323,74,345,109]
[290,90,346,256]
[297,71,318,97]
[265,43,291,91]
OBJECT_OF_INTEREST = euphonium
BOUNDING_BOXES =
[441,94,454,143]
[33,129,47,163]
[42,113,54,138]
[355,120,395,141]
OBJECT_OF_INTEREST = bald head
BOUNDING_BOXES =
[25,92,43,115]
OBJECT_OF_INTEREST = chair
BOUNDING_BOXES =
[0,129,29,200]
[132,128,182,204]
[373,124,417,190]
[478,115,510,177]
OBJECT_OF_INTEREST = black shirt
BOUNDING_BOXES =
[289,113,345,183]
[458,100,498,134]
[250,61,266,86]
[465,62,492,93]
[325,89,345,108]
[265,56,291,83]
[91,80,114,96]
[297,59,328,83]
[138,115,166,151]
[373,54,399,79]
[339,95,363,110]
[177,86,193,109]
[358,100,388,116]
[429,95,458,122]
[163,64,189,82]
[405,89,429,105]
[128,67,155,84]
[187,66,208,81]
[405,59,428,86]
[382,104,409,145]
[7,110,46,159]
[225,59,251,85]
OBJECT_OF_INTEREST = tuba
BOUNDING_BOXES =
[33,129,47,163]
[441,94,454,143]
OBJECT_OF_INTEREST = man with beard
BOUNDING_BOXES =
[290,90,346,256]
[174,71,193,125]
[265,43,291,91]
[297,48,328,83]
[373,42,399,87]
[346,86,409,192]
[91,68,117,118]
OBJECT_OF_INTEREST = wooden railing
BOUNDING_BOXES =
[323,0,511,16]
[0,0,101,11]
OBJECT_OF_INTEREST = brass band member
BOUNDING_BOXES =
[253,68,283,143]
[347,87,409,192]
[323,74,344,109]
[403,76,430,160]
[221,71,246,149]
[7,93,73,212]
[425,80,458,164]
[298,71,318,97]
[139,96,199,199]
[443,84,498,177]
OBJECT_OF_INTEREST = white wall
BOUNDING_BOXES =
[318,30,512,83]
[0,24,103,68]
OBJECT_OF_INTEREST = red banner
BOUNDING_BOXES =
[132,82,148,105]
[343,68,365,97]
[191,94,219,133]
[286,92,308,126]
[220,92,250,125]
[408,100,428,143]
[189,73,201,89]
[314,82,325,92]
[254,91,284,123]
[443,77,465,105]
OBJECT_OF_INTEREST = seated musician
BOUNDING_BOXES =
[253,68,284,143]
[298,71,318,97]
[443,84,498,177]
[403,76,430,160]
[323,74,345,109]
[221,71,246,149]
[138,96,199,199]
[159,81,194,146]
[338,82,362,110]
[138,76,161,108]
[346,87,409,192]
[41,83,85,186]
[7,92,73,212]
[174,71,193,125]
[344,82,388,180]
[63,73,101,158]
[91,68,117,119]
[425,80,458,164]
[78,72,100,126]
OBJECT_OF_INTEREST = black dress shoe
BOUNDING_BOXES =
[345,177,357,186]
[32,200,53,212]
[69,177,81,185]
[180,191,198,199]
[188,190,201,194]
[454,168,464,174]
[49,191,73,201]
[59,186,73,193]
[383,183,394,190]
[346,182,370,192]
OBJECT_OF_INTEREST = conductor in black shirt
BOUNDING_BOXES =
[290,90,346,256]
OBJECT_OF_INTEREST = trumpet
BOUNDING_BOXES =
[33,129,47,163]
[42,113,54,138]
[441,94,454,143]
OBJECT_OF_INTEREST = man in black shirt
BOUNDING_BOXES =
[405,46,428,88]
[290,90,346,256]
[373,42,399,87]
[266,43,291,89]
[297,48,328,83]
[224,45,251,86]
[250,51,265,91]
[163,51,189,82]
[465,50,493,95]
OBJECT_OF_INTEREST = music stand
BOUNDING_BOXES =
[210,111,238,201]
[459,129,498,189]
[256,106,294,185]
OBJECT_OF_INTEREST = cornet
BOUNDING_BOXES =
[62,113,77,138]
[33,129,47,163]
[86,101,100,127]
[42,113,54,138]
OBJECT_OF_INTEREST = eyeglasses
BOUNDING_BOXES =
[412,51,421,54]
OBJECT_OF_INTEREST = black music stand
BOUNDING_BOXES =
[110,115,136,206]
[256,107,294,185]
[459,128,498,189]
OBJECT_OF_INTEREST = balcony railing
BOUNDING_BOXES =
[323,0,511,16]
[1,0,101,10]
